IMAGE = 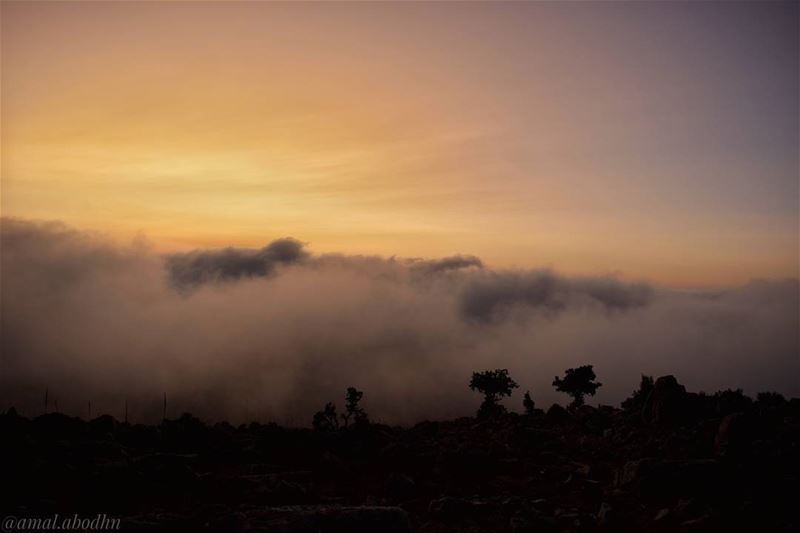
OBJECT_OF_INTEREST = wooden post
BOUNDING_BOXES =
[125,399,128,424]
[88,401,92,420]
[163,392,167,421]
[44,388,49,414]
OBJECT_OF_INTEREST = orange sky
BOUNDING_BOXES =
[2,1,798,287]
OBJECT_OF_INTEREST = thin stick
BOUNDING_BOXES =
[44,388,49,414]
[163,392,167,421]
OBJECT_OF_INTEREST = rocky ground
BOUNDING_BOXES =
[2,376,798,532]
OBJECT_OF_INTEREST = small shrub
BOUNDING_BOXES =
[469,369,519,417]
[552,365,602,409]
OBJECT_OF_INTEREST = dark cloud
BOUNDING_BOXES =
[410,255,483,275]
[165,238,307,289]
[1,218,797,425]
[460,271,652,322]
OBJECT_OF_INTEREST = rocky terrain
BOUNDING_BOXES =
[2,376,798,532]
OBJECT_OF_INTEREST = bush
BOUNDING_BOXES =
[523,391,535,415]
[552,365,602,409]
[312,402,339,431]
[469,369,518,417]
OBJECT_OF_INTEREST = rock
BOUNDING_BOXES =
[616,458,724,501]
[238,505,412,533]
[88,414,118,434]
[510,509,557,533]
[714,412,756,456]
[133,453,200,490]
[502,496,524,513]
[642,375,688,425]
[575,405,613,433]
[509,514,535,533]
[680,514,714,532]
[33,412,87,439]
[654,508,670,521]
[384,473,416,502]
[615,457,658,487]
[597,502,613,529]
[123,512,204,532]
[72,439,128,461]
[259,480,312,505]
[428,497,470,519]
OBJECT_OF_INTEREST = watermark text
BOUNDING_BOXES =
[2,514,120,531]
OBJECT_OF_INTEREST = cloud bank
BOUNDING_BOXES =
[165,238,308,290]
[1,218,798,425]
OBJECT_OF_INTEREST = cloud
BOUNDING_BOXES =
[409,255,484,275]
[165,238,308,289]
[460,271,652,322]
[1,217,797,425]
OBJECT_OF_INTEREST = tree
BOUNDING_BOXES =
[312,402,339,431]
[714,388,751,416]
[552,365,602,409]
[757,391,786,408]
[341,387,369,427]
[469,368,518,417]
[523,390,535,416]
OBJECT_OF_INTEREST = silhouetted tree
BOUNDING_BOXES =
[714,388,752,416]
[757,391,786,408]
[552,365,602,409]
[312,402,339,431]
[469,369,518,417]
[523,390,535,416]
[341,387,368,427]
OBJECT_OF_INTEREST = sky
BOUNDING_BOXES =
[2,1,798,287]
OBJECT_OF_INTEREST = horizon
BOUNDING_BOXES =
[2,215,798,425]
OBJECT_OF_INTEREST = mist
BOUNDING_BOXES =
[1,217,798,425]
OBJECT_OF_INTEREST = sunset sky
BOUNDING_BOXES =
[2,1,798,287]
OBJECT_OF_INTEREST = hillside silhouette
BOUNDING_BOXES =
[2,371,798,532]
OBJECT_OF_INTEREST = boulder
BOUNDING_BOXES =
[616,458,725,501]
[642,375,688,425]
[596,502,614,529]
[714,412,756,456]
[384,473,416,502]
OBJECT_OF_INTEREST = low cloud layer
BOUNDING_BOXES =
[1,218,798,425]
[166,238,308,289]
[460,272,653,322]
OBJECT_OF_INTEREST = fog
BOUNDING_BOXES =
[1,218,798,425]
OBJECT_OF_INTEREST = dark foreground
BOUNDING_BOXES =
[2,376,798,532]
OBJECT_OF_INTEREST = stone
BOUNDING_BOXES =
[714,412,756,456]
[597,502,613,529]
[642,375,688,425]
[428,496,470,519]
[239,505,411,533]
[384,473,416,502]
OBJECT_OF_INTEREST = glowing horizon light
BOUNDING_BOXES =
[1,0,797,288]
